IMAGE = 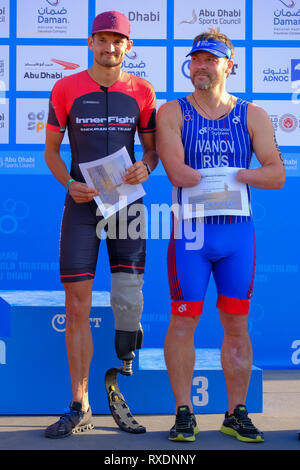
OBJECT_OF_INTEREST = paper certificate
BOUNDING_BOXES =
[181,167,250,219]
[79,146,145,219]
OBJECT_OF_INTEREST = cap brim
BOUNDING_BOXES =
[186,47,226,58]
[92,28,129,38]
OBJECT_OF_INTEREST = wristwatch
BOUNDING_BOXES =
[142,161,151,175]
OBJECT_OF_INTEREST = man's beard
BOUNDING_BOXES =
[191,72,218,90]
[96,54,123,68]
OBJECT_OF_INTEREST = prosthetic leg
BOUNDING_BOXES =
[105,326,146,433]
[105,272,146,433]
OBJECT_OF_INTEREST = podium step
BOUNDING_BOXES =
[117,348,262,415]
[0,291,262,415]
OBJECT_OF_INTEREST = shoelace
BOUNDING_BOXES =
[176,413,192,430]
[235,412,258,431]
[59,407,81,423]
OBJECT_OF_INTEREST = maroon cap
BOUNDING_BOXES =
[92,11,130,38]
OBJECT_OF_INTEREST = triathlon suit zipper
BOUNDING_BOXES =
[100,85,109,155]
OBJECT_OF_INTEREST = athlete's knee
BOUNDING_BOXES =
[64,281,93,325]
[219,309,249,336]
[110,272,144,331]
[168,314,199,339]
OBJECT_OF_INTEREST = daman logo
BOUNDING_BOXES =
[279,0,296,7]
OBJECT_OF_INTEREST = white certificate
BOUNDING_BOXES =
[79,146,145,219]
[181,167,250,219]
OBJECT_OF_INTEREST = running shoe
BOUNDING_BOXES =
[169,405,199,442]
[220,404,264,443]
[45,401,94,439]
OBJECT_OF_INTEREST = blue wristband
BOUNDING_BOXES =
[65,178,75,192]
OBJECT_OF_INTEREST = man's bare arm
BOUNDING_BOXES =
[44,129,99,203]
[123,131,159,185]
[156,100,201,188]
[236,104,286,189]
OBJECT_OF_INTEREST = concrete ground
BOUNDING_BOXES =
[0,370,299,453]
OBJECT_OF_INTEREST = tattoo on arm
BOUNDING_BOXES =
[273,132,284,166]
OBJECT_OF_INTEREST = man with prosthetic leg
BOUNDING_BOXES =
[44,11,158,438]
[157,29,285,443]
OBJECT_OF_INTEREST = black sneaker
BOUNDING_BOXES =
[169,405,199,442]
[45,402,94,439]
[220,404,264,443]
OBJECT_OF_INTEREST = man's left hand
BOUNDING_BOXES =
[123,161,149,185]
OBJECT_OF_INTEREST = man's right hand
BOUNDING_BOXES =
[68,181,100,203]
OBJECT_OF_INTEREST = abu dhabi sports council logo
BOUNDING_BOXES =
[179,8,242,26]
[180,9,197,24]
[279,113,298,132]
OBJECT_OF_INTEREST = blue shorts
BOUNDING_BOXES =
[167,220,256,316]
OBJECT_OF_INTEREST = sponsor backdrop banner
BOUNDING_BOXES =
[0,0,299,388]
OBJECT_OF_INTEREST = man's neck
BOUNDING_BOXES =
[191,86,234,121]
[88,65,122,88]
[193,84,229,108]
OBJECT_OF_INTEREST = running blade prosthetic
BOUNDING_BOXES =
[105,367,146,434]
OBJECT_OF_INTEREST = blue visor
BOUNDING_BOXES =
[186,39,232,59]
